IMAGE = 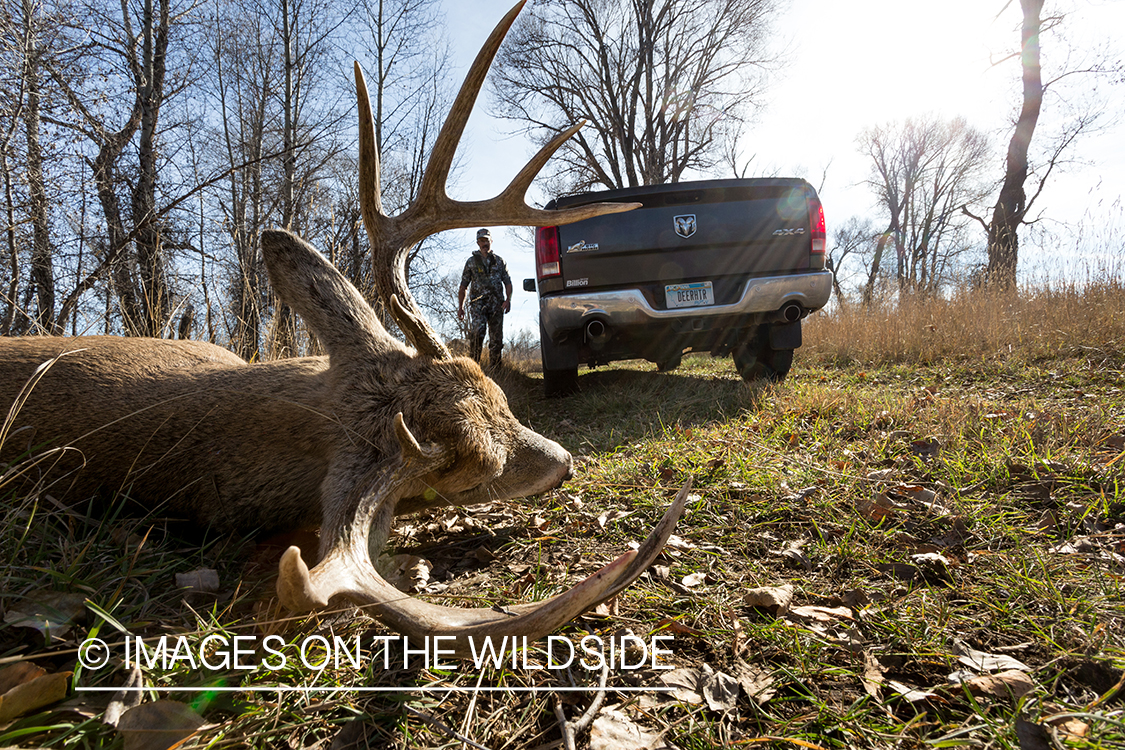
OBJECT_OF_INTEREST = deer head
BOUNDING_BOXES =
[273,1,686,657]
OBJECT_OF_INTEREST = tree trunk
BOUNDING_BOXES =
[987,0,1043,290]
[132,0,171,336]
[23,0,55,333]
[863,230,893,306]
[271,0,299,357]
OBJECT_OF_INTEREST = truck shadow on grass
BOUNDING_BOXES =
[497,361,773,455]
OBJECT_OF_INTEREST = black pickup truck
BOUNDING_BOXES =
[524,178,832,395]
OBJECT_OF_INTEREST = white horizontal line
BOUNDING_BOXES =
[76,686,676,693]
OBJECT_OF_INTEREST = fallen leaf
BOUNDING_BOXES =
[771,540,812,570]
[728,611,745,657]
[786,605,854,624]
[377,554,432,592]
[909,552,953,582]
[104,665,144,728]
[593,596,619,617]
[886,679,938,703]
[473,546,498,563]
[0,668,71,722]
[701,670,740,712]
[589,705,668,750]
[664,535,697,553]
[1014,714,1051,750]
[895,484,949,514]
[857,491,910,522]
[733,661,776,704]
[658,668,703,704]
[0,662,44,695]
[963,670,1036,699]
[861,651,884,699]
[952,639,1031,672]
[680,572,707,588]
[743,584,793,615]
[596,509,635,529]
[1050,716,1088,738]
[3,592,87,641]
[118,701,205,750]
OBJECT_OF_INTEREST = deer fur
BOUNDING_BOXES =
[0,230,571,531]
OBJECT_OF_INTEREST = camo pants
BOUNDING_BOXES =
[469,301,504,366]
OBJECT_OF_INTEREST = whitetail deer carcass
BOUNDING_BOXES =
[0,2,688,657]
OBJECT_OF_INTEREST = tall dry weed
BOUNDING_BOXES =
[804,274,1125,366]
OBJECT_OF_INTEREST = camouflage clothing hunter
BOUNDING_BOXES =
[458,229,512,365]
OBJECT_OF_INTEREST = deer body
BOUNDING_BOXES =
[1,233,573,536]
[1,336,331,531]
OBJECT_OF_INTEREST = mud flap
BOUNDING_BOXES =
[768,320,802,350]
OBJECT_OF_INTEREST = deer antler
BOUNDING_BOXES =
[278,413,691,658]
[355,0,639,357]
[274,1,675,659]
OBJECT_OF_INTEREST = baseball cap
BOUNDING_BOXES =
[476,228,492,240]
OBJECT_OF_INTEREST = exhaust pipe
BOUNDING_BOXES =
[769,302,803,324]
[585,319,610,345]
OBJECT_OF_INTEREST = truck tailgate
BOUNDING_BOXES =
[555,183,814,293]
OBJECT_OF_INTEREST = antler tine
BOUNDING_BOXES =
[390,294,450,360]
[355,61,450,358]
[411,0,527,213]
[472,121,643,231]
[353,1,642,357]
[354,62,383,223]
[279,414,692,659]
[380,0,641,249]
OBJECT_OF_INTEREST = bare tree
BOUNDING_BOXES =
[45,0,198,337]
[968,0,1121,289]
[490,0,780,192]
[206,0,276,357]
[859,116,991,297]
[826,215,876,305]
[266,0,351,356]
[0,0,61,334]
[984,0,1044,289]
[0,4,31,334]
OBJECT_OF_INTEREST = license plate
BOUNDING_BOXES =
[665,281,714,309]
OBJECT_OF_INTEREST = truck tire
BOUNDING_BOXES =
[656,351,682,372]
[733,337,793,383]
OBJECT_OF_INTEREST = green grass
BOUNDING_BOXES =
[3,326,1125,747]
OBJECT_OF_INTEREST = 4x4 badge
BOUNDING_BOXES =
[674,214,696,238]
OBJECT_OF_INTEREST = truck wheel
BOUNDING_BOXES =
[733,340,793,383]
[656,351,682,372]
[543,365,578,397]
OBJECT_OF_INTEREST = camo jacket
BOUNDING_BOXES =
[460,250,511,307]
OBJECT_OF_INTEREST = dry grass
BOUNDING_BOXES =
[804,278,1125,367]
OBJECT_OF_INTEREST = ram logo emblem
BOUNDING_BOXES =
[673,214,697,238]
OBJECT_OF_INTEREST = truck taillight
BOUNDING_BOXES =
[536,226,561,279]
[809,197,826,259]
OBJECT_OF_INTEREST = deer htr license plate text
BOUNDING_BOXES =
[665,281,715,309]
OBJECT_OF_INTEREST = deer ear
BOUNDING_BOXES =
[261,229,401,360]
